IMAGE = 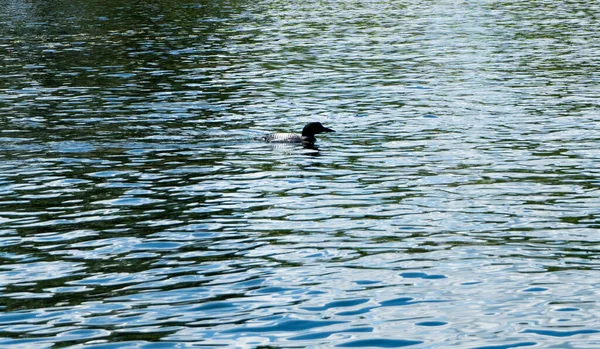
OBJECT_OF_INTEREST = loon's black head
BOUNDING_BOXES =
[301,122,335,138]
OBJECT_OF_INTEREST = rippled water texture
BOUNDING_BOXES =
[1,0,600,348]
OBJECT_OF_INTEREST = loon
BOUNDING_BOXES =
[259,122,335,144]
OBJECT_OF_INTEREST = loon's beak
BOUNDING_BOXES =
[323,127,335,133]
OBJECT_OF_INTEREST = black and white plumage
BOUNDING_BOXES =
[259,122,335,144]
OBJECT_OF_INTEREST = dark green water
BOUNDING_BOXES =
[1,0,599,348]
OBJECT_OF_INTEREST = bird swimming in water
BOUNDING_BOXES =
[259,122,335,144]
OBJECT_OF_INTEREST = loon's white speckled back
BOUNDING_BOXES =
[260,133,304,143]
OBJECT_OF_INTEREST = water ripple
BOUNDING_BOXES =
[1,0,600,348]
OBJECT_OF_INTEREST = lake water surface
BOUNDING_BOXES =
[1,0,600,348]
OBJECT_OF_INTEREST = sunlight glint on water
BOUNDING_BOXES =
[0,0,599,348]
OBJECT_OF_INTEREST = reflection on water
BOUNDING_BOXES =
[1,0,600,348]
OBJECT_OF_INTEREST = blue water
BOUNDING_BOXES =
[1,0,600,348]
